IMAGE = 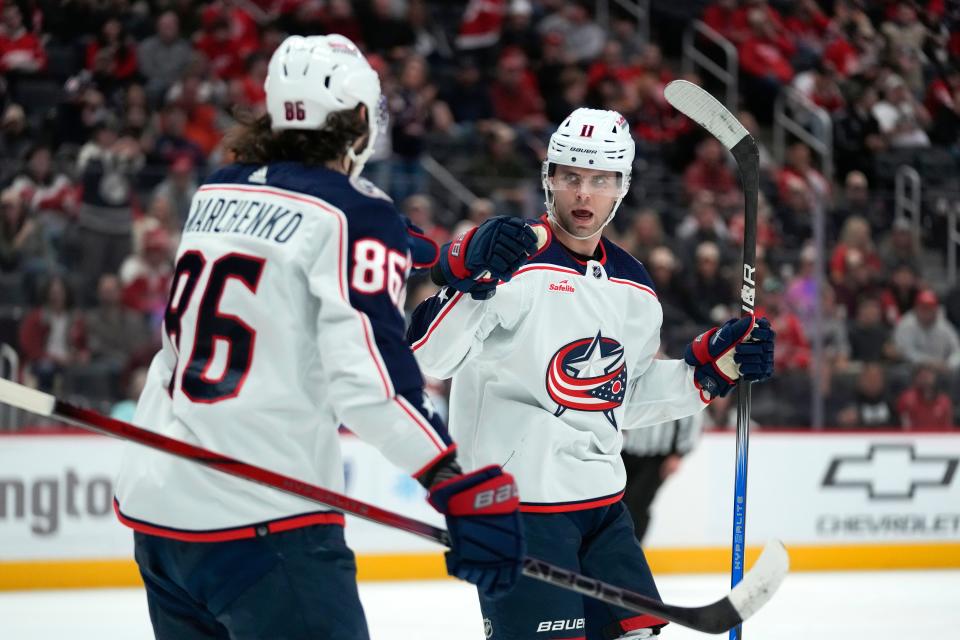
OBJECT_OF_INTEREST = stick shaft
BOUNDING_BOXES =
[729,135,760,640]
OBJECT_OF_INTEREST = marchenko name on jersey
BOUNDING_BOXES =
[183,195,303,244]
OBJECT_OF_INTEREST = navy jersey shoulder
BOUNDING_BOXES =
[601,239,657,293]
[207,163,403,242]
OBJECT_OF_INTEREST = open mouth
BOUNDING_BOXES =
[571,209,594,223]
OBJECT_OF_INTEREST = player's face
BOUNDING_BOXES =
[549,165,620,239]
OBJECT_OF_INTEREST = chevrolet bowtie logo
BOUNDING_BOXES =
[822,444,958,500]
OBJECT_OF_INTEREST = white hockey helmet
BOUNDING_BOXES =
[265,34,384,177]
[541,108,635,238]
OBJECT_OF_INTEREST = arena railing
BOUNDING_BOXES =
[0,343,20,431]
[596,0,650,45]
[681,20,738,111]
[949,200,960,286]
[895,165,922,244]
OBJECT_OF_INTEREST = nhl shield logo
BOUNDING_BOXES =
[592,264,602,279]
[483,618,493,638]
[545,330,627,428]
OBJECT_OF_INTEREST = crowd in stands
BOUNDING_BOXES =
[1,0,959,429]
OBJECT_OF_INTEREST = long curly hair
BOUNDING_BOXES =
[225,106,368,167]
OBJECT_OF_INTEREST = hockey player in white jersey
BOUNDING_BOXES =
[408,108,776,639]
[114,35,524,640]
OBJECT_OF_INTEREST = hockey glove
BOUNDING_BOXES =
[402,216,440,272]
[437,216,538,300]
[427,465,525,599]
[684,316,775,400]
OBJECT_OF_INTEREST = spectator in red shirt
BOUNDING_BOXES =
[586,41,643,90]
[702,0,743,43]
[200,0,261,58]
[631,71,692,144]
[8,145,78,239]
[783,0,831,54]
[777,141,831,204]
[897,364,954,429]
[85,18,138,87]
[830,216,883,286]
[792,63,846,114]
[755,276,811,372]
[231,52,268,111]
[0,3,45,74]
[682,138,738,204]
[489,48,547,129]
[120,227,173,326]
[194,16,247,80]
[738,7,797,121]
[18,275,86,392]
[731,0,788,37]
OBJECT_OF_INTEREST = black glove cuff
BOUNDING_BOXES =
[417,451,463,490]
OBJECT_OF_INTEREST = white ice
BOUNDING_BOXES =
[1,571,958,639]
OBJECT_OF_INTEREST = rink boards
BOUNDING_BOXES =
[1,430,958,589]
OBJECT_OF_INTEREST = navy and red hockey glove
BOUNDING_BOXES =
[436,216,538,300]
[427,465,525,598]
[402,216,440,272]
[684,316,775,400]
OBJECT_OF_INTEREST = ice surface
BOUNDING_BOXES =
[0,570,957,639]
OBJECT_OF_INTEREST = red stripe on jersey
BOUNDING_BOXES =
[608,277,657,298]
[359,312,393,398]
[267,512,348,534]
[519,491,624,513]
[619,614,668,630]
[114,499,344,542]
[510,264,581,279]
[411,291,465,352]
[394,395,445,451]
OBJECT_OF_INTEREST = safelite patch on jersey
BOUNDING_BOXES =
[545,331,627,428]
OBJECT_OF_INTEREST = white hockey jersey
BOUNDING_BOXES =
[115,162,453,540]
[407,218,707,512]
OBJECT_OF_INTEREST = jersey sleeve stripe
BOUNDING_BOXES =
[358,312,394,398]
[393,394,445,451]
[411,290,465,352]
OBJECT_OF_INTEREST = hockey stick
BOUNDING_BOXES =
[664,80,762,640]
[0,377,786,634]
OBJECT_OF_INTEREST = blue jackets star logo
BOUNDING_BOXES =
[545,331,627,428]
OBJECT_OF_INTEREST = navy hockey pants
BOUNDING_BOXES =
[478,501,666,640]
[133,524,368,640]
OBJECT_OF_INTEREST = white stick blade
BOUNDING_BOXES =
[663,80,749,150]
[727,539,790,621]
[0,377,56,417]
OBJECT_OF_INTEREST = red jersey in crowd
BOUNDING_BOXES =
[0,25,46,73]
[897,388,954,430]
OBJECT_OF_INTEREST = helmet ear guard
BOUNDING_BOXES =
[264,35,385,177]
[542,108,635,240]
